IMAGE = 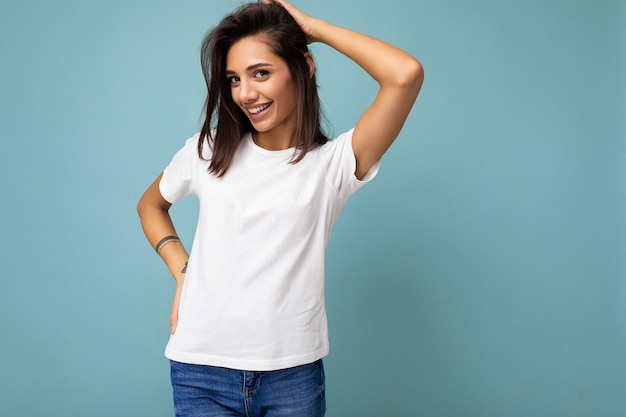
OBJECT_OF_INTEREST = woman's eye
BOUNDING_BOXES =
[228,76,240,85]
[254,70,269,79]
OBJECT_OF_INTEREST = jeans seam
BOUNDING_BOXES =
[243,371,260,417]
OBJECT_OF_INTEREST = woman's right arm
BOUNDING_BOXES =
[137,173,189,334]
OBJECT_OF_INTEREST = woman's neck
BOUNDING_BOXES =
[252,129,295,151]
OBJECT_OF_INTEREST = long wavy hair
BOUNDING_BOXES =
[198,1,329,177]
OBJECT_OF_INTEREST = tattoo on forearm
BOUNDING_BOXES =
[181,261,188,274]
[155,235,180,253]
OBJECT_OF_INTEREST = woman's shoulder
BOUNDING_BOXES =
[178,131,215,159]
[317,128,355,156]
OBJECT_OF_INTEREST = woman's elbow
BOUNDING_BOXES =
[136,195,149,218]
[136,190,167,218]
[403,58,424,93]
[137,174,170,217]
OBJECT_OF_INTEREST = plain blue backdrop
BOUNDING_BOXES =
[1,0,625,416]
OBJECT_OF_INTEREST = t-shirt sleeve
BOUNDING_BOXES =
[159,133,202,204]
[322,128,381,199]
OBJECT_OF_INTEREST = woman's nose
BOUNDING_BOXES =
[239,80,258,103]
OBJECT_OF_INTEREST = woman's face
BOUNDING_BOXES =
[226,35,298,150]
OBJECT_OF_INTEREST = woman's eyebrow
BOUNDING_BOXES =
[226,62,273,75]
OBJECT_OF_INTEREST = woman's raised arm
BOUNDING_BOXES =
[270,0,424,179]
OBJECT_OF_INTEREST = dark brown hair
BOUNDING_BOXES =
[199,1,329,177]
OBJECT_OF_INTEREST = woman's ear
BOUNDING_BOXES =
[304,52,315,78]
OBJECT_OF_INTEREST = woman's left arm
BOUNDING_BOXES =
[271,0,424,179]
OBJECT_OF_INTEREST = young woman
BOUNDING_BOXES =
[137,1,423,415]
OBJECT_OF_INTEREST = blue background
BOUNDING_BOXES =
[1,0,625,415]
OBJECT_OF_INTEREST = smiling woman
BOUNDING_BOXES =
[136,0,422,415]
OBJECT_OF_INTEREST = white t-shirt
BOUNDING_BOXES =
[159,129,379,371]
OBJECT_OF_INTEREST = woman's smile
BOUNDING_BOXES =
[246,102,273,117]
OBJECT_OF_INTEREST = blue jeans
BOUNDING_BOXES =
[170,359,326,417]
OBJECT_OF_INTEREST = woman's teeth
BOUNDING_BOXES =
[248,103,271,114]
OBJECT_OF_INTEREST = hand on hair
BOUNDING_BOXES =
[264,0,321,43]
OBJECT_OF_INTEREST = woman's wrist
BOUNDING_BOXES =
[307,18,326,43]
[170,259,188,282]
